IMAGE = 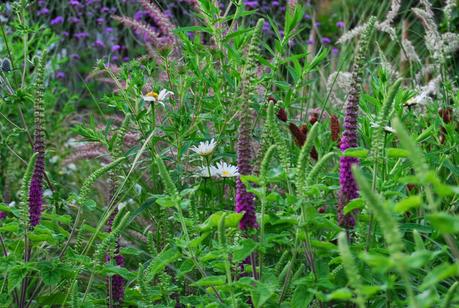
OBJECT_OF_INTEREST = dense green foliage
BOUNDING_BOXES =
[0,0,458,307]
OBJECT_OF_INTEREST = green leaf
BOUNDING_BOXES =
[343,148,369,158]
[191,275,226,287]
[80,198,97,211]
[38,262,60,286]
[189,232,209,249]
[100,264,135,280]
[156,196,177,208]
[178,259,194,278]
[232,239,257,263]
[8,264,29,292]
[394,196,422,213]
[0,204,12,213]
[145,247,180,281]
[420,263,459,290]
[251,280,276,308]
[37,293,66,305]
[0,222,19,232]
[120,247,142,256]
[359,252,393,272]
[426,213,459,234]
[326,288,353,301]
[344,198,365,215]
[291,284,314,307]
[199,211,244,231]
[387,148,410,158]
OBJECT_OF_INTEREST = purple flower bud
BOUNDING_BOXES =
[75,32,89,40]
[69,17,80,24]
[112,55,119,61]
[336,21,345,28]
[262,21,270,32]
[134,10,144,21]
[304,14,311,20]
[93,39,105,49]
[322,37,331,44]
[37,8,49,16]
[272,1,279,6]
[332,47,339,55]
[69,0,82,8]
[61,31,70,37]
[122,56,129,62]
[307,38,314,45]
[314,21,321,27]
[244,1,258,8]
[101,6,110,13]
[55,71,65,79]
[96,17,105,24]
[104,27,113,34]
[50,16,64,25]
[70,53,81,60]
[111,44,121,52]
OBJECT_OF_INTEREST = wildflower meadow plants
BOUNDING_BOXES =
[0,0,458,307]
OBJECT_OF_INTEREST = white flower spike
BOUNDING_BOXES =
[190,139,217,157]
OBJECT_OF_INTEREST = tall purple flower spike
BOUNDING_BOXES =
[337,17,376,229]
[235,19,264,230]
[235,95,257,229]
[112,254,125,302]
[29,54,46,228]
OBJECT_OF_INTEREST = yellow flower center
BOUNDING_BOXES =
[145,91,158,99]
[222,171,230,177]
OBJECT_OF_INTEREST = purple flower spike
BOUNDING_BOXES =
[29,56,46,228]
[70,53,81,60]
[69,17,80,24]
[55,71,65,79]
[112,254,125,302]
[93,39,105,49]
[75,32,89,40]
[37,8,49,16]
[134,10,144,21]
[336,17,377,229]
[336,21,345,28]
[244,1,258,8]
[322,37,331,44]
[111,44,121,52]
[50,16,64,25]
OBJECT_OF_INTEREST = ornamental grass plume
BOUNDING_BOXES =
[236,19,264,230]
[338,17,376,229]
[28,53,46,228]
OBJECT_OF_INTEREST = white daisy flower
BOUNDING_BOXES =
[213,161,239,178]
[190,139,217,157]
[43,189,53,197]
[118,202,127,211]
[142,89,174,104]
